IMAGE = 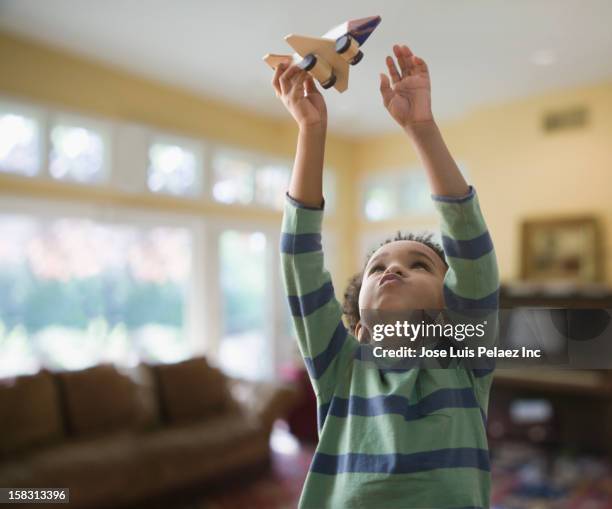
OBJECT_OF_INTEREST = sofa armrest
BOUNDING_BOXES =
[227,378,299,434]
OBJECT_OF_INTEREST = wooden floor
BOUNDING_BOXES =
[134,423,612,509]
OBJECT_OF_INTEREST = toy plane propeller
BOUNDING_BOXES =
[263,15,382,93]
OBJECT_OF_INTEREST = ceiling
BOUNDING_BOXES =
[1,0,611,136]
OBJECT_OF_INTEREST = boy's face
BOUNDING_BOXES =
[358,240,447,314]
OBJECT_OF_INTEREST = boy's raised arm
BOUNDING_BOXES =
[271,62,327,207]
[271,64,358,409]
[380,44,469,198]
[379,44,499,307]
[288,126,326,208]
[380,44,500,392]
[405,121,470,199]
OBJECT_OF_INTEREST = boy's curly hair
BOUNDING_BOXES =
[342,231,447,335]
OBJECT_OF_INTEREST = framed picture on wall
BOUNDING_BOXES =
[521,216,603,282]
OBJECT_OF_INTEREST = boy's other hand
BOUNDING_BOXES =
[272,63,327,132]
[380,44,434,132]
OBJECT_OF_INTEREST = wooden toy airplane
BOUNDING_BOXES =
[263,15,382,93]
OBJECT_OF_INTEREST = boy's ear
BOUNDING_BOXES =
[354,320,369,344]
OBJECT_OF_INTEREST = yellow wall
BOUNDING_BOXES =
[355,83,612,284]
[1,31,611,288]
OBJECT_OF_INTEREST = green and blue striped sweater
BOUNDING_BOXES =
[280,186,499,509]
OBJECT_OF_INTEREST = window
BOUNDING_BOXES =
[363,168,444,221]
[0,210,193,377]
[49,116,109,183]
[1,96,340,213]
[255,164,290,210]
[0,104,42,177]
[362,166,468,221]
[212,150,291,209]
[212,148,335,212]
[218,230,270,379]
[0,96,344,384]
[212,152,255,205]
[400,170,435,214]
[363,177,397,221]
[147,137,202,197]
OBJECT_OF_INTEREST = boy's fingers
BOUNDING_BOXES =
[385,55,401,84]
[303,76,313,95]
[279,64,301,96]
[379,73,393,107]
[393,45,410,77]
[289,71,307,102]
[413,55,429,74]
[271,64,286,96]
[305,75,320,95]
[401,45,415,74]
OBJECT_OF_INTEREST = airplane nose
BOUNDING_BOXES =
[346,16,382,46]
[348,15,382,26]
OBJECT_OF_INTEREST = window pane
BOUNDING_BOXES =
[255,164,290,209]
[147,142,199,196]
[0,112,40,177]
[364,181,397,221]
[50,124,106,183]
[400,170,434,214]
[218,230,269,379]
[212,153,254,204]
[0,214,192,377]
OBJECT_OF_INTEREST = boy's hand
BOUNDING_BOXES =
[380,44,434,131]
[272,63,327,131]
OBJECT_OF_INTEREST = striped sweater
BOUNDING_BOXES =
[280,186,499,509]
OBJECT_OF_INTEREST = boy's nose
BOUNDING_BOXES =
[383,265,405,278]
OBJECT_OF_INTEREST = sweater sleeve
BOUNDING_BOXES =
[280,192,359,404]
[432,186,500,407]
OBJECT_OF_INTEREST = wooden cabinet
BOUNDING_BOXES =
[490,286,612,455]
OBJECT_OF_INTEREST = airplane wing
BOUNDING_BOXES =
[263,53,294,70]
[285,34,350,93]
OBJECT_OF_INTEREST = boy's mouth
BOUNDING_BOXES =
[379,273,403,287]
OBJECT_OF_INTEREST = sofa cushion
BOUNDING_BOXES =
[0,370,64,455]
[1,433,147,506]
[136,414,267,488]
[138,413,262,456]
[152,357,234,424]
[57,365,145,437]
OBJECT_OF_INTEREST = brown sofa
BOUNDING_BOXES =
[0,357,298,508]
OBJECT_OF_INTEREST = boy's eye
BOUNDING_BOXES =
[370,264,384,273]
[412,261,430,271]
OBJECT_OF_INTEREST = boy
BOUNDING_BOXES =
[273,44,499,508]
